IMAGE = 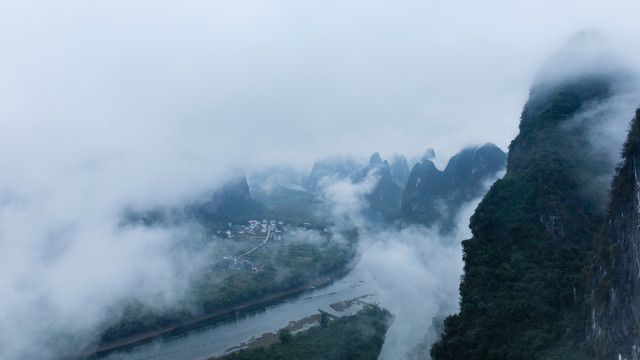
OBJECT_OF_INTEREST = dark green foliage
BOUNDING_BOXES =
[607,109,640,218]
[361,155,403,221]
[588,108,640,359]
[99,232,356,344]
[105,172,359,347]
[278,328,293,344]
[402,160,443,225]
[401,143,506,233]
[319,310,330,327]
[219,304,392,360]
[607,108,640,204]
[99,300,188,344]
[431,76,617,359]
[622,108,640,158]
[516,76,612,138]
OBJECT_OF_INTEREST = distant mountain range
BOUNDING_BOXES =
[124,174,264,230]
[401,143,506,233]
[119,35,640,360]
[357,152,404,221]
[297,147,505,226]
[125,144,505,234]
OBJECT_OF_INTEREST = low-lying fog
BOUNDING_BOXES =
[3,1,640,359]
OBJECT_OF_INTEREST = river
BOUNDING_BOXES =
[97,270,380,360]
[96,229,463,360]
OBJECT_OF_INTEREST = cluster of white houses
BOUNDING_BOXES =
[216,219,292,274]
[218,219,287,240]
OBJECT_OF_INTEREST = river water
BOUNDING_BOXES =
[96,228,464,360]
[98,270,380,360]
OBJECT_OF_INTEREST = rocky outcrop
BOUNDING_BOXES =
[400,143,506,233]
[389,154,410,187]
[362,153,403,221]
[590,109,640,360]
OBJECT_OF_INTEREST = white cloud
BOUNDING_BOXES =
[355,197,483,359]
[1,1,640,359]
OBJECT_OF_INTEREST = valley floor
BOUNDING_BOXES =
[81,265,354,359]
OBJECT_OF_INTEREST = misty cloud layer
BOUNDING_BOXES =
[312,165,500,359]
[2,1,640,359]
[0,217,213,358]
[529,31,640,209]
[355,220,471,359]
[4,1,640,167]
[564,82,640,208]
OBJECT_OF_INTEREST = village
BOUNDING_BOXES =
[217,219,288,240]
[214,219,315,275]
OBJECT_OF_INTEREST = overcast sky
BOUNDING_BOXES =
[3,0,640,177]
[2,2,640,358]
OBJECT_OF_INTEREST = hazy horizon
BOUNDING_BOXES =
[3,1,640,359]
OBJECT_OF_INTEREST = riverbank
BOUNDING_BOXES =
[211,313,324,359]
[75,265,355,359]
[207,304,393,360]
[210,293,376,359]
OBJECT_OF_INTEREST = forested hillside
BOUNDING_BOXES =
[401,143,506,233]
[431,73,625,359]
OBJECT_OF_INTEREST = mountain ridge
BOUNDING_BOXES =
[401,143,506,233]
[431,71,628,359]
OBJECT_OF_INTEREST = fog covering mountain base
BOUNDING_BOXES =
[401,143,506,234]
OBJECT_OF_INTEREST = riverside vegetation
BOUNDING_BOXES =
[217,304,392,360]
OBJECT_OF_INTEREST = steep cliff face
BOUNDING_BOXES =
[590,109,640,360]
[401,143,506,232]
[431,74,623,359]
[304,157,360,192]
[362,153,403,221]
[390,153,410,187]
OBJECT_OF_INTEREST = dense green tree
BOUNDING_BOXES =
[319,310,330,327]
[431,74,623,359]
[278,328,293,344]
[220,305,392,360]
